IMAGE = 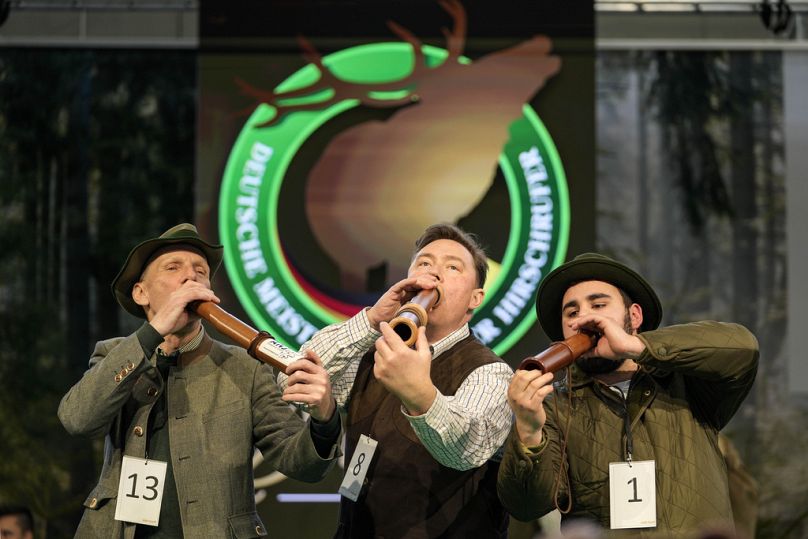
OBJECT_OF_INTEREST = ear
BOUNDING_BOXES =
[132,281,149,308]
[468,287,484,311]
[629,302,643,332]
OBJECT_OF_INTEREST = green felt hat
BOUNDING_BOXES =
[112,223,223,318]
[536,253,662,341]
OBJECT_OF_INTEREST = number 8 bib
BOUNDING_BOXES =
[339,435,378,502]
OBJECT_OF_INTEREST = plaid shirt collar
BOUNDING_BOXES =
[430,324,470,360]
[157,325,205,359]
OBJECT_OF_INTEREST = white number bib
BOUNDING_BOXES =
[338,435,378,502]
[114,456,168,526]
[609,460,656,529]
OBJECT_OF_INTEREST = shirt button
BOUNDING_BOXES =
[127,361,136,370]
[114,374,122,383]
[147,387,158,397]
[658,347,667,355]
[133,426,144,437]
[255,525,264,535]
[643,389,651,397]
[89,497,98,508]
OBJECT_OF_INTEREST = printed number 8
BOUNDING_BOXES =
[353,452,366,476]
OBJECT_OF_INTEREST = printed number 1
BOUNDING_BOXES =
[126,473,160,501]
[627,476,642,503]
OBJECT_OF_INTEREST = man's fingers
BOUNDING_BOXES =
[511,369,548,391]
[414,326,429,354]
[285,359,317,376]
[302,349,323,367]
[377,322,405,352]
[510,371,554,405]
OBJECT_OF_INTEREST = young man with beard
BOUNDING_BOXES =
[497,253,759,537]
[279,224,512,538]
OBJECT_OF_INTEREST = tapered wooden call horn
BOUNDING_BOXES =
[189,301,303,374]
[388,286,442,347]
[518,332,598,374]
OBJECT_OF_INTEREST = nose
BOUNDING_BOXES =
[181,265,198,282]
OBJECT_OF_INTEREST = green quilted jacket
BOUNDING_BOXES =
[498,321,759,538]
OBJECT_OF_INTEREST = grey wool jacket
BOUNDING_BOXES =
[497,321,759,538]
[59,327,339,539]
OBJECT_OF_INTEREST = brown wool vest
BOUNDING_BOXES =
[336,335,509,539]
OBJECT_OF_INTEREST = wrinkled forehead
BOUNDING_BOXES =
[142,245,209,275]
[0,514,24,532]
[411,238,473,264]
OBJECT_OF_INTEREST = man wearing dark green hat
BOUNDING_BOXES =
[59,224,341,539]
[497,253,759,537]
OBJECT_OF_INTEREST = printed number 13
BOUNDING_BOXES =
[126,473,159,501]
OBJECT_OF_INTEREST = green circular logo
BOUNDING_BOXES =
[219,42,569,354]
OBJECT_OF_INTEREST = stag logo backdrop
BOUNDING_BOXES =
[218,36,569,354]
[199,0,595,361]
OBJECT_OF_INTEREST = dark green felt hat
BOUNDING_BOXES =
[536,253,662,341]
[112,223,223,318]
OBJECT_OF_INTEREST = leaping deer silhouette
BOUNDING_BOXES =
[237,0,560,292]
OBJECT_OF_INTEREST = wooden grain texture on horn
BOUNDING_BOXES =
[518,332,597,374]
[189,301,304,374]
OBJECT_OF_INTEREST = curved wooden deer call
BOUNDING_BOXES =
[189,301,304,374]
[388,286,442,347]
[518,332,598,374]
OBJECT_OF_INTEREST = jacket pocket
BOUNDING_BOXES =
[228,511,268,538]
[203,399,246,423]
[83,481,118,510]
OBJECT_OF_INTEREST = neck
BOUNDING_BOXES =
[159,322,201,355]
[425,327,449,344]
[594,359,640,385]
[425,322,466,344]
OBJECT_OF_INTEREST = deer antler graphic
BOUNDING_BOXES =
[234,0,467,127]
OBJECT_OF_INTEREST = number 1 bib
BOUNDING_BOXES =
[609,459,656,529]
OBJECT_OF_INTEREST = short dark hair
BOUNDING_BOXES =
[0,505,33,532]
[413,223,488,288]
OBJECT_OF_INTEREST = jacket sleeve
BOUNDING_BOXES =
[636,321,759,429]
[252,360,339,482]
[497,396,567,522]
[58,325,160,438]
[277,308,379,407]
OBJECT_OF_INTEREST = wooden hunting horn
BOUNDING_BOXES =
[388,286,442,347]
[518,332,598,374]
[189,301,303,374]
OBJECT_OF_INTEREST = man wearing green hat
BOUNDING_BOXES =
[497,253,759,536]
[59,224,341,539]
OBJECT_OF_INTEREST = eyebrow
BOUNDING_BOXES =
[414,252,466,265]
[562,292,613,313]
[159,255,209,268]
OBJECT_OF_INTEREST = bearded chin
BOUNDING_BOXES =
[576,356,626,375]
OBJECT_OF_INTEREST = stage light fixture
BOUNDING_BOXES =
[759,0,795,35]
[0,0,11,27]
